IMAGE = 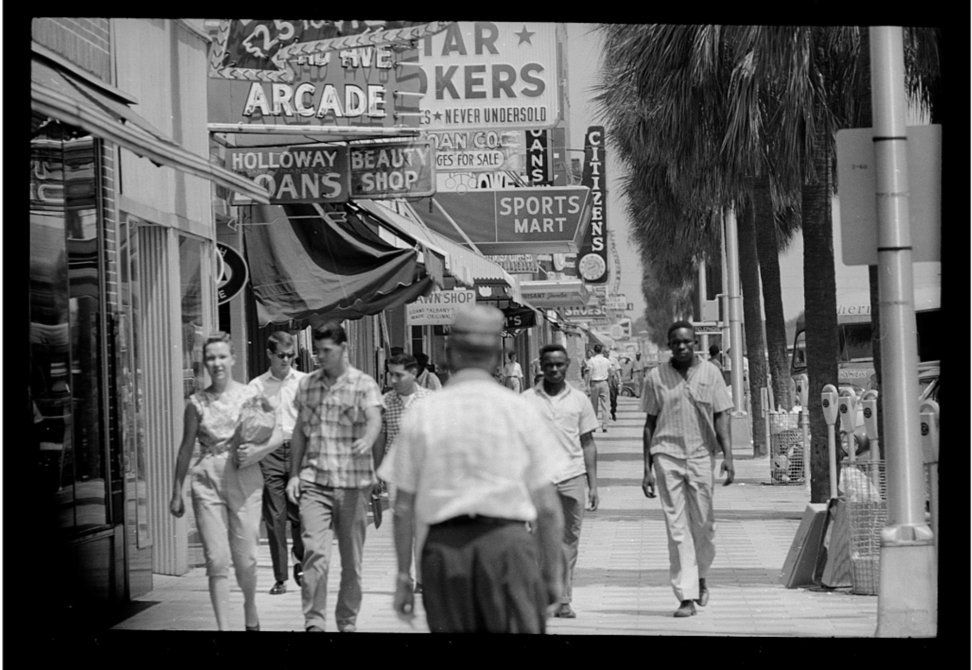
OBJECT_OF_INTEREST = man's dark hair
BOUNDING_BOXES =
[414,352,429,365]
[312,321,347,345]
[388,353,419,374]
[268,330,295,352]
[390,346,405,356]
[708,344,721,357]
[539,344,568,362]
[593,344,603,354]
[667,320,695,341]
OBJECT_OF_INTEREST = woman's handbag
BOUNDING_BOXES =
[239,395,276,447]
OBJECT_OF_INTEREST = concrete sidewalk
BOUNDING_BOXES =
[111,397,877,636]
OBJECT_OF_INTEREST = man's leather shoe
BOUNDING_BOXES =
[413,583,423,594]
[269,581,287,595]
[554,603,576,618]
[674,600,697,617]
[338,623,356,633]
[293,562,303,586]
[611,411,617,421]
[696,578,709,607]
[306,625,325,632]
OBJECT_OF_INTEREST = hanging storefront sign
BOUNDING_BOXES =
[415,186,591,254]
[485,254,537,273]
[216,243,249,304]
[406,289,477,325]
[208,20,432,130]
[575,126,608,283]
[349,140,436,199]
[504,306,537,330]
[226,146,350,204]
[519,279,589,308]
[525,129,551,185]
[427,129,521,172]
[208,20,451,82]
[563,304,605,318]
[413,22,561,131]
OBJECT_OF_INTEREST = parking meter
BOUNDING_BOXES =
[838,389,857,435]
[861,390,879,442]
[822,384,839,499]
[797,379,809,409]
[821,384,839,425]
[919,400,939,464]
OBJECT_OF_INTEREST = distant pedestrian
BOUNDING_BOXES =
[641,321,735,618]
[414,352,443,392]
[523,344,600,619]
[248,331,306,595]
[632,352,646,393]
[379,305,569,633]
[607,348,621,421]
[708,344,724,370]
[287,322,384,633]
[587,345,612,432]
[503,351,524,392]
[373,353,433,593]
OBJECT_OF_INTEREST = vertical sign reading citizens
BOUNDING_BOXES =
[575,126,608,283]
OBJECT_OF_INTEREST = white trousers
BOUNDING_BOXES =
[653,453,717,602]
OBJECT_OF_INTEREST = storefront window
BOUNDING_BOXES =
[30,115,109,533]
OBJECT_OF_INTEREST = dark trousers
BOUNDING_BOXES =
[609,379,618,413]
[259,441,303,583]
[421,518,548,634]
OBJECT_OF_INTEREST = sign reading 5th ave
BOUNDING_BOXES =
[413,22,560,130]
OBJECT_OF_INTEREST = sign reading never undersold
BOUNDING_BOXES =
[349,140,435,199]
[227,146,350,203]
[406,289,477,325]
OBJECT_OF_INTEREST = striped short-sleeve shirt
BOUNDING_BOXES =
[294,365,383,488]
[641,356,734,459]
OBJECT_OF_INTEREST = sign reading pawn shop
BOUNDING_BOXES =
[406,289,477,325]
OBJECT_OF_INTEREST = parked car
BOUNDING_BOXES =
[620,378,641,398]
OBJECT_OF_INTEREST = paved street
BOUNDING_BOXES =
[111,397,878,636]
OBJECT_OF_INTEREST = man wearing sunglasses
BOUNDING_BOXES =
[249,331,307,595]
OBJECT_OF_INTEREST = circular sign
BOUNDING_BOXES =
[552,253,567,271]
[579,253,606,281]
[216,242,249,305]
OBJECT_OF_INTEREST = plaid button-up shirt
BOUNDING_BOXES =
[381,386,433,455]
[294,365,382,488]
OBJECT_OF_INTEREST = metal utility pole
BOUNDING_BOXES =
[870,26,936,638]
[698,261,709,354]
[724,205,745,408]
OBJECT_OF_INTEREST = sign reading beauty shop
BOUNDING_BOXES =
[349,140,436,199]
[406,289,477,325]
[226,146,350,203]
[413,22,561,131]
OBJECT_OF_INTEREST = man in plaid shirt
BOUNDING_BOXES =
[287,321,383,633]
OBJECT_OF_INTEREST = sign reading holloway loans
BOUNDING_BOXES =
[349,140,435,199]
[406,289,477,325]
[227,146,351,203]
[413,22,560,131]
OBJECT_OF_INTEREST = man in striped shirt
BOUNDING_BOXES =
[287,321,383,633]
[641,320,735,618]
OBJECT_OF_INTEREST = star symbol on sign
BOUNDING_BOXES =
[433,111,443,121]
[515,25,535,45]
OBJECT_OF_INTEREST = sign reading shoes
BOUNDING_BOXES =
[413,22,560,130]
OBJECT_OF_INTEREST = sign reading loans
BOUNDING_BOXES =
[413,22,560,131]
[349,140,436,199]
[406,289,477,325]
[226,146,350,203]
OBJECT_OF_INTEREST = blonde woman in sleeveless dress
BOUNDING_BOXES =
[169,332,283,631]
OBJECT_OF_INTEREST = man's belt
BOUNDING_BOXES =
[433,515,522,529]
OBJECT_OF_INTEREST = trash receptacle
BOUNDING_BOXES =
[770,411,805,484]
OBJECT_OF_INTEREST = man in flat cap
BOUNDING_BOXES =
[378,305,569,633]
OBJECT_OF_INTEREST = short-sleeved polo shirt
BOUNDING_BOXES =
[523,382,599,484]
[641,356,733,459]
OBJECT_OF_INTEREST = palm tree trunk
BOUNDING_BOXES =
[802,125,841,504]
[737,194,768,457]
[753,176,794,411]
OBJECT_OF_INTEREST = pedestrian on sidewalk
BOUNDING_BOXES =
[503,351,524,393]
[170,332,283,631]
[632,352,646,395]
[414,352,443,392]
[587,345,612,433]
[641,321,735,618]
[607,348,621,421]
[248,331,306,595]
[378,305,569,633]
[286,322,383,633]
[373,353,433,594]
[522,344,600,619]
